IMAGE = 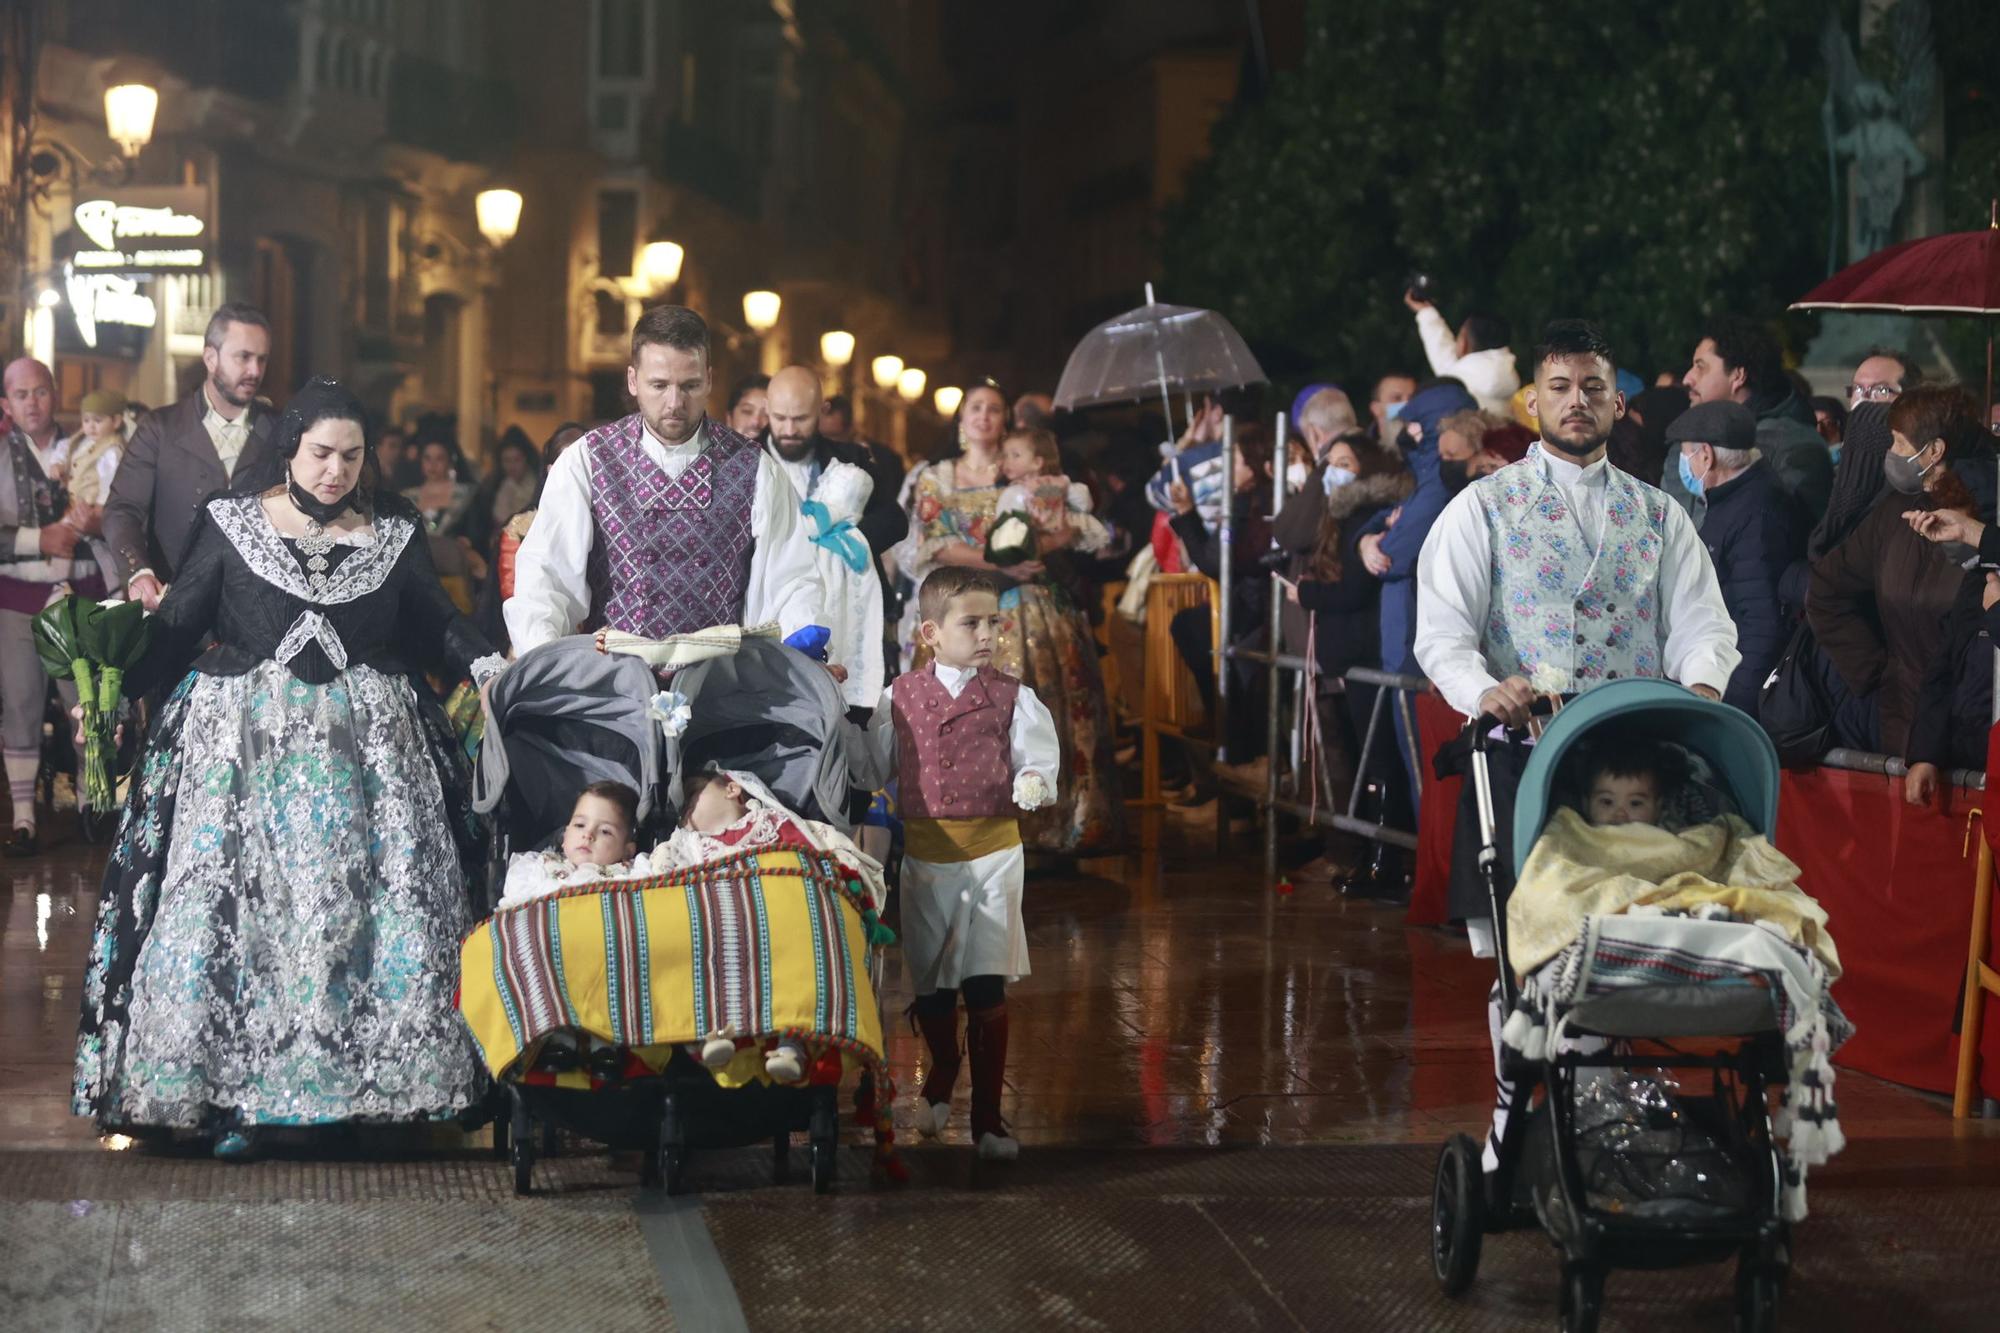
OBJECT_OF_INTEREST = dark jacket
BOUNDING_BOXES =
[1361,380,1477,674]
[1661,388,1834,528]
[1908,524,2000,771]
[104,391,275,586]
[1292,471,1408,679]
[1169,491,1274,632]
[1806,492,1963,756]
[1271,460,1332,658]
[1697,461,1808,714]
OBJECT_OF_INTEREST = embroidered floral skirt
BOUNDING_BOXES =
[73,663,485,1130]
[993,583,1123,855]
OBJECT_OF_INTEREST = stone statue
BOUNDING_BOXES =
[1821,2,1935,270]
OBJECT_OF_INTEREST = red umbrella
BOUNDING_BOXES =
[1790,199,2000,408]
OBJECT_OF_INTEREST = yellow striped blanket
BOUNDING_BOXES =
[459,848,885,1081]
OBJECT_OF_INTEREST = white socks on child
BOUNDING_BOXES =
[5,749,37,833]
[764,1041,806,1084]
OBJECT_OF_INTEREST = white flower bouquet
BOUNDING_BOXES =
[985,510,1037,567]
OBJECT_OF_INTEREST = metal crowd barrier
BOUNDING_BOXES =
[1818,747,1985,791]
[1207,410,1431,874]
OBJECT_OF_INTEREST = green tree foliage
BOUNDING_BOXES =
[1163,0,1833,393]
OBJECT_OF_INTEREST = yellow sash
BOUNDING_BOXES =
[903,816,1021,864]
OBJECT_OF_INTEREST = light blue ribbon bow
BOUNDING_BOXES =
[801,498,870,574]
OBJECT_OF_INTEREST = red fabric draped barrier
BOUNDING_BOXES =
[1402,696,2000,1098]
[1410,691,1461,928]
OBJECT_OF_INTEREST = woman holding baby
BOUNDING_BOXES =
[898,379,1123,855]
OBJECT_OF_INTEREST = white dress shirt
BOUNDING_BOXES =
[504,417,824,653]
[200,384,252,480]
[10,432,77,580]
[1413,447,1740,717]
[849,661,1060,792]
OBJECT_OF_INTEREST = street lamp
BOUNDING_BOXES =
[933,385,962,416]
[819,330,855,368]
[475,188,523,248]
[897,367,927,402]
[742,290,782,334]
[35,288,61,310]
[637,238,685,294]
[870,355,903,390]
[103,83,158,158]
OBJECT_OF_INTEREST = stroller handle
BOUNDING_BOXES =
[1465,694,1560,750]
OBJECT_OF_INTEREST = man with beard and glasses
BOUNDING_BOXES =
[1413,320,1738,1189]
[104,303,275,611]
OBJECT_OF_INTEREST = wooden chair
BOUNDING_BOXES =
[1955,810,2000,1117]
[1136,573,1220,804]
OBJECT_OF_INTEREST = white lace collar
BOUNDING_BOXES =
[207,494,415,604]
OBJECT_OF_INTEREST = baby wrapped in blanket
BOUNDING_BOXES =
[1502,732,1849,1219]
[660,767,891,1084]
[1506,734,1839,979]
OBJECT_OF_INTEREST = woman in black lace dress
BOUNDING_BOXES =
[73,378,503,1158]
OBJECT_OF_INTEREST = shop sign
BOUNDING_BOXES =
[68,186,209,273]
[61,262,156,353]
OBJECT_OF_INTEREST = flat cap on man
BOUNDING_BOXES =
[1665,400,1756,452]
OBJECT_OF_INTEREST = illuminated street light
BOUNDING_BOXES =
[742,290,782,333]
[933,385,962,416]
[897,367,927,402]
[103,83,158,158]
[637,238,685,293]
[475,188,523,247]
[819,330,855,367]
[35,288,60,309]
[870,355,903,390]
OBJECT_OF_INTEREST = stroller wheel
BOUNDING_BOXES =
[1559,1262,1604,1333]
[1431,1134,1485,1295]
[657,1095,687,1195]
[1734,1258,1782,1333]
[509,1092,535,1196]
[809,1092,838,1195]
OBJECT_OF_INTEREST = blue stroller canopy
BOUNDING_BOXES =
[1509,679,1781,877]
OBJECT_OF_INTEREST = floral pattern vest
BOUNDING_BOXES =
[583,415,760,639]
[1470,449,1668,691]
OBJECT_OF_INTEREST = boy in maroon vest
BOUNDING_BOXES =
[851,567,1059,1160]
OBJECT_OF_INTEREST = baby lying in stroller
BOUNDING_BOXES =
[496,780,655,907]
[496,766,886,1086]
[1506,732,1839,981]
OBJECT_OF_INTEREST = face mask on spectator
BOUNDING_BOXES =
[1438,457,1472,495]
[1881,446,1936,494]
[1677,450,1707,498]
[1286,460,1310,492]
[1321,465,1357,495]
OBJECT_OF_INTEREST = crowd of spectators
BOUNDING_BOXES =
[997,293,2000,894]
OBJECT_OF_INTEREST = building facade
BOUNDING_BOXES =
[10,0,949,462]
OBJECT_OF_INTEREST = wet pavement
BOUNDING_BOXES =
[5,807,1999,1330]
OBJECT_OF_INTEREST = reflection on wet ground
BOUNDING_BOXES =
[4,808,1997,1329]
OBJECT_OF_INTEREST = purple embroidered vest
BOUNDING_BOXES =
[583,415,761,639]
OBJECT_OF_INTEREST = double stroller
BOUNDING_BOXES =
[1432,681,1840,1333]
[460,632,888,1196]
